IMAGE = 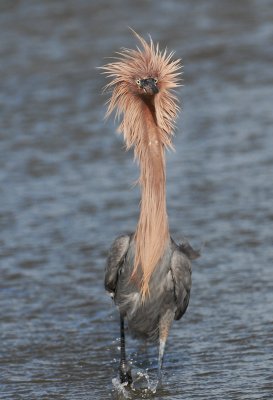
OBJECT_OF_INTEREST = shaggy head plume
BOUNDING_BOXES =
[101,31,182,298]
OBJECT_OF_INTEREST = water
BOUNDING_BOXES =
[1,1,273,399]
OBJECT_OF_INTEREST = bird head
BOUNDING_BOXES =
[101,30,182,145]
[135,77,159,95]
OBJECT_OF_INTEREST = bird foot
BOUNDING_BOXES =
[119,362,133,385]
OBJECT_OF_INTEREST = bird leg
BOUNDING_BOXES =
[158,338,166,382]
[119,315,132,385]
[158,310,174,382]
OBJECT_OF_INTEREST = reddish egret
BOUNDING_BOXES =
[102,31,199,384]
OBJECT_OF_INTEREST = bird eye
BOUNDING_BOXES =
[154,78,158,84]
[136,79,141,86]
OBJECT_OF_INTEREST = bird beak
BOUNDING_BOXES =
[141,78,159,95]
[150,83,159,94]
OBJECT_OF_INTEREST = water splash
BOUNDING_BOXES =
[133,369,158,393]
[112,377,132,399]
[112,368,159,399]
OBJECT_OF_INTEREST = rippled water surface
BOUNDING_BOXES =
[1,1,273,399]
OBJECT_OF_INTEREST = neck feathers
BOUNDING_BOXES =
[131,99,170,297]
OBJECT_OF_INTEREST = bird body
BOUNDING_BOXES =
[105,234,195,340]
[102,31,199,384]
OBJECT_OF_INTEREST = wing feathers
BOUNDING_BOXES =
[105,235,130,295]
[170,250,192,320]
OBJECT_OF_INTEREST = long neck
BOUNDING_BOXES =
[132,97,170,297]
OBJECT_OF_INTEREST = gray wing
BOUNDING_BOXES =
[179,239,200,260]
[104,234,130,296]
[170,249,192,321]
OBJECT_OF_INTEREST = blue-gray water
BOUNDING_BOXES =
[1,1,273,399]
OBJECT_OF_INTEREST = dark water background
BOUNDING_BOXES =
[1,1,273,399]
